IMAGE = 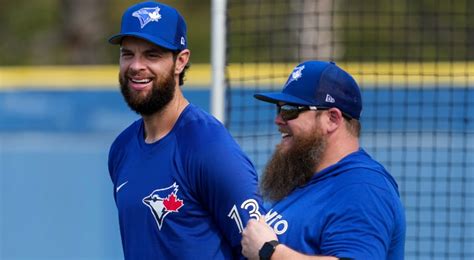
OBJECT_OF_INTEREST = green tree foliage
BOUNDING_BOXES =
[226,0,474,63]
[0,0,210,65]
[340,0,474,61]
[1,0,472,65]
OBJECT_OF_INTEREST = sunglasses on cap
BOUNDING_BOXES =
[276,104,352,121]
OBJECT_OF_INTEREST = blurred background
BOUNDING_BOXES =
[1,0,473,259]
[0,0,211,65]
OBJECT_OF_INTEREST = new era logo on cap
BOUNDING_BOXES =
[254,60,362,120]
[109,1,187,51]
[325,94,335,103]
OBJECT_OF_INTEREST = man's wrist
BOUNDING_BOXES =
[259,240,280,260]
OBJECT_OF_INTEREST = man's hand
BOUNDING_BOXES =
[241,216,278,259]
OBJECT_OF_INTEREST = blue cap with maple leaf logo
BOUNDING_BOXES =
[109,1,187,51]
[254,60,362,120]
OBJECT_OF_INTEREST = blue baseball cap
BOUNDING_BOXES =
[254,61,362,120]
[109,1,187,51]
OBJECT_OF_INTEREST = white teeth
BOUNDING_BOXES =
[281,133,289,138]
[131,78,151,83]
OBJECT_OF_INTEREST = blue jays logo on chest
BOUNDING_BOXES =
[143,182,184,230]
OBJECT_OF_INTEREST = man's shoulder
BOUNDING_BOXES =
[178,104,223,128]
[173,105,247,165]
[175,104,232,143]
[320,153,400,202]
[336,150,395,185]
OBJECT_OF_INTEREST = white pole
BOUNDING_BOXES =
[211,0,226,123]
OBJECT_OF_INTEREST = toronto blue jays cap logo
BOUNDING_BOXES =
[143,182,184,230]
[132,6,162,29]
[109,1,188,51]
[284,65,305,88]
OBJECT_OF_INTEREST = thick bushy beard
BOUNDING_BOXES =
[260,126,327,202]
[119,65,176,116]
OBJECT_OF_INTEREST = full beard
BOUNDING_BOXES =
[260,126,327,202]
[119,65,176,116]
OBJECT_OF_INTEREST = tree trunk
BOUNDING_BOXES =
[290,0,342,61]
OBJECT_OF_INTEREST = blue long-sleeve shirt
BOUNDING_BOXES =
[108,104,265,259]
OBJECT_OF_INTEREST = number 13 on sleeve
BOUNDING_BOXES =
[228,199,262,233]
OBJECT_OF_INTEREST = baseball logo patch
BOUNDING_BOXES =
[132,7,162,29]
[143,182,184,230]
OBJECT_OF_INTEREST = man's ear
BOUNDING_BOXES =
[326,108,344,133]
[175,49,190,74]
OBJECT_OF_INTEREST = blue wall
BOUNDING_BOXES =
[0,89,209,260]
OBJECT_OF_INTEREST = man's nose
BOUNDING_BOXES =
[275,113,286,126]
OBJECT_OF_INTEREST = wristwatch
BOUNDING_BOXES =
[259,240,280,260]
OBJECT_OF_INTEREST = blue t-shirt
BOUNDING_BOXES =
[108,104,265,259]
[265,149,405,259]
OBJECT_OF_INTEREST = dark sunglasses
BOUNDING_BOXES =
[276,104,323,121]
[276,104,352,121]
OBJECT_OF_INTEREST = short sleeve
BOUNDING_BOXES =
[320,183,397,259]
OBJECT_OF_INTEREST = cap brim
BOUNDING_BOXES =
[254,92,313,106]
[108,32,179,51]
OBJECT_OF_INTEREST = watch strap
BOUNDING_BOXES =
[259,240,280,260]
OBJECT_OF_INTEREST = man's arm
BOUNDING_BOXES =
[188,132,265,258]
[241,218,338,260]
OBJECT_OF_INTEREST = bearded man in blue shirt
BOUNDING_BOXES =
[241,61,406,260]
[107,2,265,259]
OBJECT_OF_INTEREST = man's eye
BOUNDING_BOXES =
[148,53,161,58]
